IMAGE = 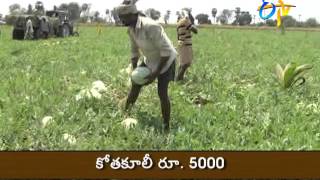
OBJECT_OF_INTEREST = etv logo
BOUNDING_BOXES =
[258,0,296,27]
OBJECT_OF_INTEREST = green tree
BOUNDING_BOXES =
[223,9,232,21]
[27,4,33,15]
[59,3,69,11]
[6,4,25,25]
[257,22,265,27]
[238,12,252,26]
[305,18,318,27]
[217,16,227,25]
[195,13,211,24]
[9,4,21,15]
[266,19,276,26]
[217,9,232,24]
[35,1,45,15]
[67,2,81,21]
[281,15,297,27]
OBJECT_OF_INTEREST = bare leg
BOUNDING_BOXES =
[158,77,171,131]
[125,83,142,110]
[176,63,190,81]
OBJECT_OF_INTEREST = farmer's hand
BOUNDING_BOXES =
[144,71,159,85]
[191,26,198,34]
[143,57,168,85]
[131,57,139,70]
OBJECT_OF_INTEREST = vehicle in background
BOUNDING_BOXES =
[12,10,79,40]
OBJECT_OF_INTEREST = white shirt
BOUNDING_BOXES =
[26,19,34,33]
[128,16,177,74]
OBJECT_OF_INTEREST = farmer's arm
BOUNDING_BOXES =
[186,19,198,34]
[146,25,171,81]
[157,57,170,73]
[128,30,140,69]
[190,25,198,34]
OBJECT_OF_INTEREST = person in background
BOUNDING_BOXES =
[116,0,177,131]
[40,16,50,39]
[24,16,34,40]
[176,10,198,81]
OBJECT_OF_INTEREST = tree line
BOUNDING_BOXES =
[259,16,318,28]
[2,2,319,27]
[196,8,318,28]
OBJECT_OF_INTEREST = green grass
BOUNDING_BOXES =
[0,25,319,150]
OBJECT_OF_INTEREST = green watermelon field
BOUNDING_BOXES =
[0,25,319,150]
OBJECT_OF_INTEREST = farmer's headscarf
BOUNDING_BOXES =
[116,0,139,15]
